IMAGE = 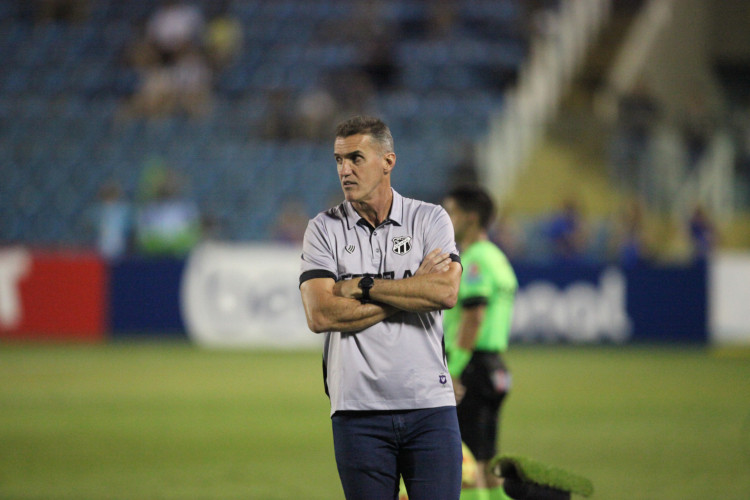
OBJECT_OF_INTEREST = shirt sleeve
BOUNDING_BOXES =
[299,216,337,284]
[422,204,459,260]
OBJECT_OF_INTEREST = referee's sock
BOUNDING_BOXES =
[460,488,489,500]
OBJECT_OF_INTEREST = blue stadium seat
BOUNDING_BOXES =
[0,0,527,245]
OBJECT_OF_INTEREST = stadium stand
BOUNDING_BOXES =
[0,0,535,247]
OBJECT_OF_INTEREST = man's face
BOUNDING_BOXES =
[334,134,393,203]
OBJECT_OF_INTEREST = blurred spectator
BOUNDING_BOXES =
[680,90,717,173]
[125,46,213,119]
[610,79,660,194]
[145,0,205,65]
[330,69,376,120]
[294,83,339,141]
[687,203,717,262]
[337,0,384,43]
[28,0,89,23]
[135,162,201,257]
[425,1,459,39]
[447,141,480,187]
[122,2,213,120]
[361,35,399,92]
[204,9,243,70]
[545,197,588,262]
[314,1,398,94]
[262,89,297,140]
[730,98,750,206]
[124,63,175,118]
[610,198,650,268]
[93,181,132,260]
[529,1,560,39]
[272,199,309,245]
[199,212,222,242]
[278,70,375,141]
[351,0,399,92]
[170,48,214,116]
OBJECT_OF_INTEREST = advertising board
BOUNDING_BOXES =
[0,248,106,341]
[181,242,320,348]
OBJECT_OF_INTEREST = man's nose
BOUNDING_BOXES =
[339,160,353,175]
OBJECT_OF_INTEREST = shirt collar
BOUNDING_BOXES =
[344,188,403,230]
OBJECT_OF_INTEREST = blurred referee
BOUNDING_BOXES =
[299,116,463,500]
[442,185,518,500]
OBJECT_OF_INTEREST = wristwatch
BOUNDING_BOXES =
[358,275,374,303]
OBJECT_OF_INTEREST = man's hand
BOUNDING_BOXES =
[332,278,357,300]
[300,277,397,333]
[415,248,452,276]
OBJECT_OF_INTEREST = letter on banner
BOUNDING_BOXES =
[0,248,31,329]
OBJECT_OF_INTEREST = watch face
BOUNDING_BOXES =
[358,276,373,303]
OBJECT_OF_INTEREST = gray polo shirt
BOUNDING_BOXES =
[300,189,460,415]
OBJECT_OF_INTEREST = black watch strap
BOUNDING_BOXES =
[358,276,374,303]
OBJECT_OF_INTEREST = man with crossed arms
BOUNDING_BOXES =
[299,116,463,500]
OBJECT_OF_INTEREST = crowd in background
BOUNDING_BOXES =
[6,0,737,265]
[487,197,717,267]
[90,157,718,267]
[91,158,203,259]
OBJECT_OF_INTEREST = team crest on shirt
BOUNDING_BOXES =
[345,245,355,254]
[392,236,412,255]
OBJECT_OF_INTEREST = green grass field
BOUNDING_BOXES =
[1,342,749,499]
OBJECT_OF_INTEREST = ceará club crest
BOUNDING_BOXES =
[392,236,412,255]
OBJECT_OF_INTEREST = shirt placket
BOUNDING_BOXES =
[370,226,384,268]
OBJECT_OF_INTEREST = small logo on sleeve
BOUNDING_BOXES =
[392,236,412,255]
[345,245,355,254]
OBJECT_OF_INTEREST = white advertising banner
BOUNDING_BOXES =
[710,252,750,345]
[181,242,322,348]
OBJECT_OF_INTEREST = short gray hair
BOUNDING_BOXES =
[334,115,394,153]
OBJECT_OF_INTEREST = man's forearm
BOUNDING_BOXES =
[369,272,458,312]
[364,249,460,312]
[336,262,461,313]
[300,278,397,333]
[320,298,398,333]
[301,279,398,333]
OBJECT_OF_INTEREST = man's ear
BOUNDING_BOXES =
[383,152,396,174]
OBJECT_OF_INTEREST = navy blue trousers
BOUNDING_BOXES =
[331,406,462,500]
